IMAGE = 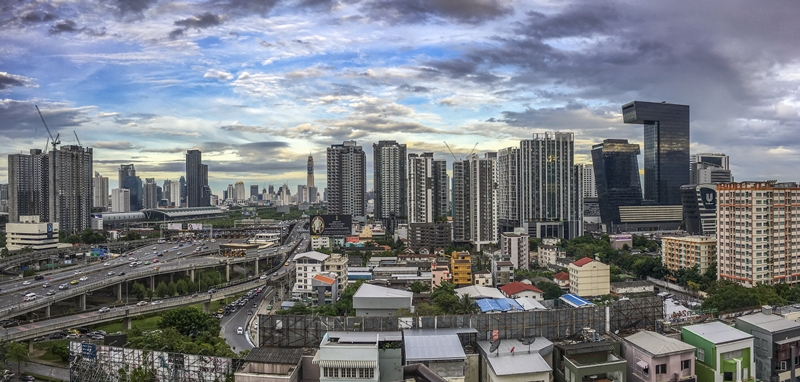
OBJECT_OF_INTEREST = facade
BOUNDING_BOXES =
[118,164,136,190]
[121,175,142,211]
[453,153,497,248]
[168,180,181,207]
[499,281,544,300]
[292,251,330,302]
[353,284,413,316]
[307,154,317,203]
[568,257,610,297]
[691,153,732,184]
[610,280,655,295]
[623,101,690,206]
[622,330,696,382]
[407,153,448,223]
[717,181,800,286]
[311,236,330,250]
[310,273,339,306]
[48,145,93,234]
[494,261,514,286]
[408,222,451,252]
[328,141,367,218]
[735,310,800,382]
[681,322,755,382]
[681,184,718,236]
[497,147,520,233]
[5,215,59,250]
[142,178,158,209]
[554,340,626,382]
[314,332,387,382]
[519,132,583,239]
[450,251,473,286]
[373,141,407,223]
[8,149,50,223]
[500,230,530,271]
[93,172,109,209]
[234,181,246,202]
[477,338,553,382]
[580,163,597,198]
[185,150,205,207]
[473,270,492,287]
[111,188,131,213]
[591,139,643,230]
[431,263,451,287]
[553,272,570,289]
[323,253,348,291]
[537,244,562,268]
[661,236,716,274]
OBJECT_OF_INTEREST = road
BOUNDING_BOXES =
[220,287,271,352]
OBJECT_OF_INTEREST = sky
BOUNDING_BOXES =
[1,0,799,195]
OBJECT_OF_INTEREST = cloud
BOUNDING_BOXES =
[22,12,57,23]
[106,0,158,19]
[174,12,225,29]
[91,141,140,150]
[204,69,234,81]
[216,0,281,16]
[397,84,430,93]
[168,28,185,39]
[0,72,37,90]
[360,0,514,25]
[0,99,94,139]
[49,20,79,34]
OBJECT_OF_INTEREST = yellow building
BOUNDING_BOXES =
[323,252,349,291]
[568,257,610,297]
[450,251,473,286]
[661,235,716,274]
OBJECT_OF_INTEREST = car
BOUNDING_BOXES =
[176,252,182,255]
[46,290,56,296]
[74,270,82,275]
[153,259,159,263]
[107,271,115,276]
[79,276,88,281]
[236,327,244,335]
[259,274,268,280]
[22,281,31,286]
[59,284,69,290]
[66,334,79,339]
[34,275,44,281]
[273,272,278,276]
[151,300,163,305]
[118,272,126,276]
[98,307,111,313]
[247,310,253,315]
[136,301,148,306]
[152,247,157,250]
[42,283,50,288]
[157,253,164,257]
[19,375,35,381]
[104,262,110,266]
[128,257,136,261]
[208,288,217,294]
[90,334,104,340]
[70,280,79,285]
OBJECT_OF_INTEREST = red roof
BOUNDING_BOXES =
[572,257,594,267]
[312,274,336,285]
[499,282,544,296]
[553,272,570,281]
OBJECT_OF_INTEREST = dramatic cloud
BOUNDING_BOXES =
[91,141,140,150]
[21,11,57,23]
[360,0,514,25]
[174,12,224,29]
[49,19,79,34]
[106,0,158,19]
[0,72,37,90]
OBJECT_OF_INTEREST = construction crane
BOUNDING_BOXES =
[35,105,60,152]
[73,130,82,147]
[443,141,459,161]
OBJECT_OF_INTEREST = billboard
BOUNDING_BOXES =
[345,236,360,244]
[167,223,183,230]
[47,223,53,239]
[309,215,352,236]
[700,186,717,210]
[188,223,203,231]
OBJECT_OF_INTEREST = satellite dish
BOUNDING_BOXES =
[489,338,501,353]
[614,330,619,334]
[520,337,536,346]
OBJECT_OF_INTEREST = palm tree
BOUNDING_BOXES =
[455,293,478,315]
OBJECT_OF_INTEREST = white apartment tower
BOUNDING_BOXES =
[407,152,449,223]
[111,188,131,212]
[579,164,597,198]
[691,153,733,184]
[93,172,109,208]
[497,147,520,233]
[373,141,407,222]
[501,230,530,271]
[717,181,800,286]
[453,153,497,249]
[142,178,158,209]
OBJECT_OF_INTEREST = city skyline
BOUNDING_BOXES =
[2,1,800,193]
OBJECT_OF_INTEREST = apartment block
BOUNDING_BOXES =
[661,236,716,274]
[568,257,610,297]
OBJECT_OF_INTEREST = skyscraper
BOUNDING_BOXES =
[186,150,204,207]
[327,141,366,217]
[0,184,8,202]
[111,188,131,212]
[579,164,597,198]
[690,153,732,184]
[373,140,407,223]
[168,180,181,207]
[453,153,497,249]
[622,101,690,205]
[591,139,643,229]
[407,153,434,223]
[234,181,246,201]
[518,132,582,239]
[226,184,235,201]
[162,180,172,205]
[497,147,520,234]
[250,185,259,198]
[92,172,109,209]
[8,149,49,223]
[179,176,186,205]
[121,175,143,211]
[142,178,158,209]
[118,164,135,190]
[49,145,93,234]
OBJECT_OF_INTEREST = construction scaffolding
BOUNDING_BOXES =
[68,342,243,382]
[259,296,663,348]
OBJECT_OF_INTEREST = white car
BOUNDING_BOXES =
[107,271,115,276]
[98,307,111,313]
[104,262,110,266]
[79,276,89,282]
[22,281,31,286]
[136,301,148,306]
[236,327,244,335]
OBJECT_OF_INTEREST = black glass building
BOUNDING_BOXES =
[622,101,690,205]
[591,139,643,228]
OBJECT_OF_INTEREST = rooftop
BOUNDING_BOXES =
[737,313,800,333]
[553,272,569,281]
[295,251,329,262]
[611,280,653,288]
[353,283,413,299]
[500,281,544,296]
[476,298,524,313]
[683,321,752,345]
[572,257,594,267]
[559,294,594,308]
[477,338,553,375]
[404,333,466,362]
[625,331,695,356]
[312,274,336,285]
[455,285,506,300]
[515,297,548,311]
[496,261,514,267]
[326,331,402,343]
[245,347,303,364]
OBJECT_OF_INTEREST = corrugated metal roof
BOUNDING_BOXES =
[737,313,800,333]
[476,298,524,313]
[559,294,594,308]
[327,331,403,343]
[403,328,478,337]
[683,322,752,345]
[353,283,413,299]
[559,342,615,355]
[515,297,548,311]
[245,347,303,364]
[477,338,553,375]
[500,282,544,296]
[572,257,594,267]
[455,285,506,300]
[295,251,330,262]
[624,331,695,356]
[404,334,465,362]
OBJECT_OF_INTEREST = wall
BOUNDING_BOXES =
[302,355,320,382]
[378,348,402,382]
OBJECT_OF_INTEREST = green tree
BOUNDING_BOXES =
[167,281,178,297]
[155,281,170,298]
[431,282,458,314]
[6,341,29,374]
[131,282,147,300]
[536,281,564,300]
[50,341,70,362]
[409,281,430,294]
[454,294,478,314]
[0,231,6,248]
[176,279,188,295]
[703,281,760,312]
[159,307,219,337]
[414,302,442,316]
[65,234,81,244]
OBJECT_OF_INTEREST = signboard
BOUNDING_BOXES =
[309,215,352,236]
[47,223,53,239]
[82,343,97,359]
[188,223,203,231]
[167,223,183,230]
[345,236,360,244]
[700,186,717,210]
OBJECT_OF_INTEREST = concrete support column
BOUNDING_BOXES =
[116,283,123,301]
[254,259,259,276]
[28,339,33,353]
[190,268,195,282]
[169,273,173,283]
[45,305,51,318]
[202,301,210,314]
[226,263,231,282]
[150,275,155,292]
[278,284,285,301]
[80,293,86,311]
[124,317,132,330]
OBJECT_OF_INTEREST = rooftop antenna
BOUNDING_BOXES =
[443,141,459,161]
[35,105,60,152]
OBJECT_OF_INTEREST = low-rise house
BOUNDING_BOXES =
[474,270,493,287]
[477,337,553,382]
[681,322,755,382]
[553,272,570,289]
[611,281,654,295]
[314,331,403,382]
[538,244,561,268]
[353,283,413,317]
[324,253,348,291]
[568,257,610,297]
[235,347,304,382]
[553,337,626,382]
[403,328,479,382]
[450,252,473,286]
[499,281,544,301]
[735,308,800,382]
[310,272,339,306]
[372,266,418,280]
[293,251,330,302]
[431,262,451,287]
[622,330,696,382]
[494,261,514,286]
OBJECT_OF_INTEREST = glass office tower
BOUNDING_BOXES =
[622,101,690,205]
[591,139,643,229]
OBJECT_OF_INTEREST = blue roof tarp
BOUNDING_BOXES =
[559,294,594,308]
[476,298,524,313]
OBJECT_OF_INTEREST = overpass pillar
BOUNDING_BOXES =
[116,283,123,301]
[28,340,34,353]
[170,273,173,283]
[123,317,132,330]
[150,275,155,292]
[80,293,87,311]
[202,301,210,314]
[254,259,259,276]
[45,305,51,318]
[226,263,231,282]
[189,268,195,282]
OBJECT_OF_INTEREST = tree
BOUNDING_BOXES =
[159,307,219,337]
[703,281,760,312]
[454,294,478,314]
[155,281,170,298]
[176,279,188,295]
[536,281,564,300]
[6,341,29,374]
[50,341,70,362]
[431,282,458,314]
[65,234,81,244]
[414,302,442,316]
[131,282,147,300]
[167,281,178,297]
[409,282,430,294]
[0,231,6,248]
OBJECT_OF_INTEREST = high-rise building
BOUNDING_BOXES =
[497,147,520,234]
[717,181,800,287]
[297,185,308,204]
[622,101,690,205]
[234,181,246,201]
[373,140,407,223]
[280,182,291,206]
[681,184,718,235]
[250,185,259,198]
[121,175,142,211]
[162,180,172,205]
[225,184,234,201]
[307,154,317,203]
[518,132,582,239]
[92,172,109,209]
[327,141,366,218]
[111,188,131,212]
[501,230,530,271]
[179,176,186,205]
[8,149,49,223]
[691,153,732,184]
[47,145,93,234]
[118,164,135,190]
[169,180,181,207]
[592,139,643,230]
[579,164,597,198]
[268,184,275,196]
[407,152,448,223]
[186,150,204,207]
[661,236,716,274]
[453,153,497,249]
[0,183,8,202]
[142,178,158,209]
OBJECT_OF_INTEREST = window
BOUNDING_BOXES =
[697,348,705,362]
[723,371,733,381]
[655,364,666,374]
[681,359,690,370]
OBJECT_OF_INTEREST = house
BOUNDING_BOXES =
[313,331,403,382]
[310,272,339,306]
[553,336,627,382]
[553,272,570,289]
[538,245,561,268]
[568,257,610,297]
[477,337,553,382]
[622,330,696,382]
[499,281,545,301]
[735,307,800,382]
[235,347,304,382]
[293,251,330,302]
[681,322,755,382]
[348,267,373,282]
[431,262,451,287]
[494,261,514,286]
[353,283,413,317]
[323,253,348,291]
[450,252,473,286]
[611,281,654,295]
[474,270,493,287]
[403,328,479,382]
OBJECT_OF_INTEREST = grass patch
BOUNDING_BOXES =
[94,315,162,334]
[32,339,69,365]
